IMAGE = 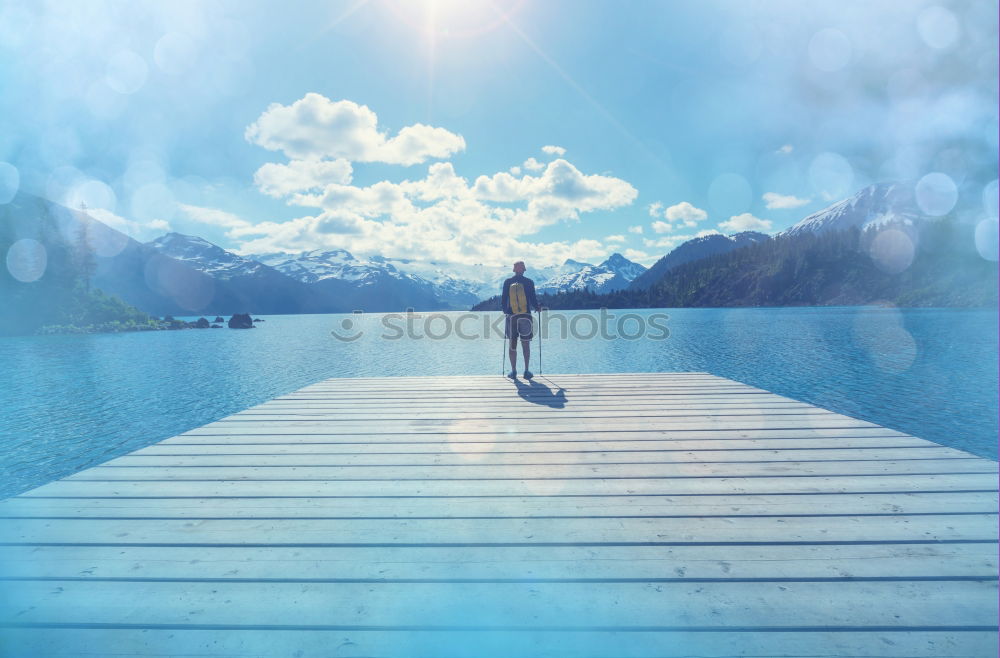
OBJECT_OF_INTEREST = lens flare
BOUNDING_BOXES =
[0,162,19,204]
[809,152,853,201]
[6,239,47,283]
[915,172,957,217]
[917,5,959,50]
[974,219,999,262]
[868,228,915,274]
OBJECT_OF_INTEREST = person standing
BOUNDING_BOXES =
[501,261,541,379]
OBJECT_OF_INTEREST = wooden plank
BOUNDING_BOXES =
[3,542,995,580]
[96,446,974,467]
[3,491,996,519]
[65,459,997,482]
[168,427,911,443]
[4,514,996,545]
[129,435,944,458]
[126,436,943,454]
[1,580,996,627]
[20,472,999,498]
[183,418,884,434]
[2,628,995,658]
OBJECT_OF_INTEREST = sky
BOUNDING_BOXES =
[0,0,996,266]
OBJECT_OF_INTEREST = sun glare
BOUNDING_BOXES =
[381,0,526,40]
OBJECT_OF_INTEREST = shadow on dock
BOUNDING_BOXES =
[512,377,567,408]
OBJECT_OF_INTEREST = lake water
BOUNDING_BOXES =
[1,307,996,499]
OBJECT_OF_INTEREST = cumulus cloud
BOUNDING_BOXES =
[776,144,793,154]
[254,159,353,198]
[647,200,708,232]
[622,248,651,264]
[244,93,465,165]
[606,234,626,243]
[241,100,639,265]
[664,201,708,223]
[541,145,566,156]
[522,157,545,172]
[718,213,773,232]
[628,225,644,234]
[763,192,810,209]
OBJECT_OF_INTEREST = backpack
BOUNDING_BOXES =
[509,281,529,315]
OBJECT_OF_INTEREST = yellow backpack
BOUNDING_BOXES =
[509,281,529,315]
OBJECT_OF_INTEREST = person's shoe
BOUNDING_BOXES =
[523,370,534,380]
[507,370,517,379]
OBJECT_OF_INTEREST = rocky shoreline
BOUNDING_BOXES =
[35,314,264,335]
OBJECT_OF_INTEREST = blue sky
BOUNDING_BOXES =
[0,0,996,266]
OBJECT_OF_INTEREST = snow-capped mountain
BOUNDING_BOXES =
[254,249,483,308]
[253,250,589,304]
[538,253,648,294]
[629,232,770,291]
[147,233,267,279]
[781,182,920,237]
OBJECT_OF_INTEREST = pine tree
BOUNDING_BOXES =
[74,203,96,293]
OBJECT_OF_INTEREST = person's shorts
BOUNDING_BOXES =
[505,313,534,344]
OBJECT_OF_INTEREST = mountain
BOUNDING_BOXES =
[538,253,647,294]
[0,193,336,318]
[251,250,603,308]
[148,233,267,278]
[517,219,997,310]
[782,182,919,237]
[629,231,770,290]
[253,249,472,311]
[1,193,162,335]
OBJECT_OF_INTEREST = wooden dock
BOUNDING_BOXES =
[1,372,997,657]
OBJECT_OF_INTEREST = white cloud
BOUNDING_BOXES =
[240,97,638,266]
[244,93,465,165]
[776,144,793,154]
[86,207,169,243]
[763,192,810,209]
[647,200,707,229]
[664,201,708,223]
[541,145,566,156]
[179,204,250,229]
[606,234,626,243]
[254,159,353,198]
[522,157,545,172]
[628,225,644,234]
[718,213,773,232]
[622,248,651,264]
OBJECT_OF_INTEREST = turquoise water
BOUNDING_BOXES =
[1,307,996,498]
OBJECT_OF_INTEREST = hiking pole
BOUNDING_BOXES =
[500,313,506,376]
[537,308,543,375]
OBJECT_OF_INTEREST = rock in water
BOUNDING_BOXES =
[194,317,210,328]
[228,313,254,329]
[213,316,224,323]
